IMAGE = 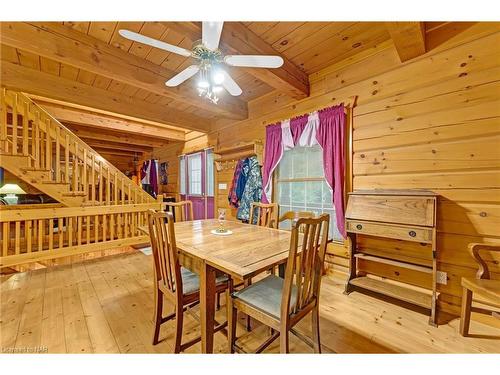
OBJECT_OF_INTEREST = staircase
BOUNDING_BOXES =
[0,88,163,268]
[0,88,155,207]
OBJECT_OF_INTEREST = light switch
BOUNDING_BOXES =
[218,183,227,190]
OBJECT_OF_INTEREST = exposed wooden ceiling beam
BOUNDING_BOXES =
[64,124,168,148]
[0,22,248,120]
[95,148,140,157]
[164,22,310,99]
[1,60,209,133]
[35,101,185,141]
[83,139,154,153]
[385,22,426,62]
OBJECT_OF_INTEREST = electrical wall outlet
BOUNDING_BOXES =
[436,271,448,285]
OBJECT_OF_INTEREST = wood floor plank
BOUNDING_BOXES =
[0,272,32,350]
[60,264,93,353]
[40,266,67,353]
[2,251,499,354]
[14,269,46,350]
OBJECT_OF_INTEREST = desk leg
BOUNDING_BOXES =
[200,262,216,353]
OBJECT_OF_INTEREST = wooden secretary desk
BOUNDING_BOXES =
[344,190,439,326]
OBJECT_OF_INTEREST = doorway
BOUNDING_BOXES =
[179,148,214,220]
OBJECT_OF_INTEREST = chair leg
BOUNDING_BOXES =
[227,282,236,353]
[279,328,289,354]
[174,303,184,353]
[152,288,163,345]
[460,287,473,337]
[311,305,321,354]
[244,278,252,332]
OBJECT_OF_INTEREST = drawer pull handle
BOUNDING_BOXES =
[408,230,416,237]
[356,224,363,230]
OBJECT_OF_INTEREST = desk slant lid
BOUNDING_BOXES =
[346,189,437,227]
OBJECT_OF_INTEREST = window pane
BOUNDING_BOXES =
[278,181,291,205]
[306,181,323,208]
[292,147,307,178]
[179,156,186,195]
[276,144,342,242]
[307,146,323,177]
[188,153,202,195]
[206,150,214,197]
[290,182,305,207]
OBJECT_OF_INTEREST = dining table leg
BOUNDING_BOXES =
[200,262,216,353]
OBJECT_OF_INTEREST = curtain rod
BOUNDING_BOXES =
[270,95,358,126]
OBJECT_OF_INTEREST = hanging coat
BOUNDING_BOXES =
[236,156,262,223]
[235,158,250,201]
[228,159,244,208]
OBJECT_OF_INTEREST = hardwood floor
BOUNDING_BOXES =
[1,252,499,354]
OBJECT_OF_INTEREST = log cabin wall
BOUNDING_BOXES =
[151,23,500,316]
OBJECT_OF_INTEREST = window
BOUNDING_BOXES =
[206,149,214,197]
[276,145,342,241]
[179,155,186,195]
[187,152,202,195]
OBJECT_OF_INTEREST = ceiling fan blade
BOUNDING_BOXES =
[165,65,200,87]
[221,71,242,96]
[224,55,284,68]
[202,22,224,50]
[118,29,192,57]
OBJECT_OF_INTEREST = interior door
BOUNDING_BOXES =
[181,149,214,220]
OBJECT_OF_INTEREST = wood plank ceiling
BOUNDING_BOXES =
[0,21,444,170]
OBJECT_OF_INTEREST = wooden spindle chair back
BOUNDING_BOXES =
[249,202,278,228]
[281,214,330,319]
[148,209,182,297]
[278,211,315,233]
[165,200,194,222]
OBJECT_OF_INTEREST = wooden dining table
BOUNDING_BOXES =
[139,218,293,353]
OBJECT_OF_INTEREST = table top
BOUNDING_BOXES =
[139,219,292,279]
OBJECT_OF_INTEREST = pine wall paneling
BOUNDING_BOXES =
[151,23,500,316]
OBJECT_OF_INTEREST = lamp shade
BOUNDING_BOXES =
[0,183,27,195]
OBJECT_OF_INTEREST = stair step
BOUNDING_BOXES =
[62,192,86,197]
[22,167,51,172]
[349,276,433,309]
[41,181,70,185]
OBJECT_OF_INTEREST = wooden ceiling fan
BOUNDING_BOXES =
[119,22,284,103]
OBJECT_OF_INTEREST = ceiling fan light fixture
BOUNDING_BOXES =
[213,85,223,93]
[198,80,210,89]
[212,71,225,85]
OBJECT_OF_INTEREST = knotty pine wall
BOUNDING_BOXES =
[151,23,500,316]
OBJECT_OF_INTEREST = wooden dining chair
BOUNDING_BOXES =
[165,200,194,222]
[460,242,500,336]
[227,214,330,353]
[249,202,278,228]
[148,210,229,353]
[278,211,315,231]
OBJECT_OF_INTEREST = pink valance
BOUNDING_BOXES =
[261,104,346,237]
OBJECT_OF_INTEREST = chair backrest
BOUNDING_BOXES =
[469,243,500,280]
[148,209,182,296]
[281,214,330,321]
[165,200,193,222]
[278,211,315,232]
[249,202,278,228]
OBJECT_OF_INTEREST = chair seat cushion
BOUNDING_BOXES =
[181,267,228,295]
[232,275,297,319]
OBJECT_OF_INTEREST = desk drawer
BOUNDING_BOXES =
[346,220,433,243]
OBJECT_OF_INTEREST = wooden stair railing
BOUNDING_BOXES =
[0,88,155,207]
[0,200,162,268]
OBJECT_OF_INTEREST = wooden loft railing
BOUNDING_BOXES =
[0,88,155,206]
[0,201,161,268]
